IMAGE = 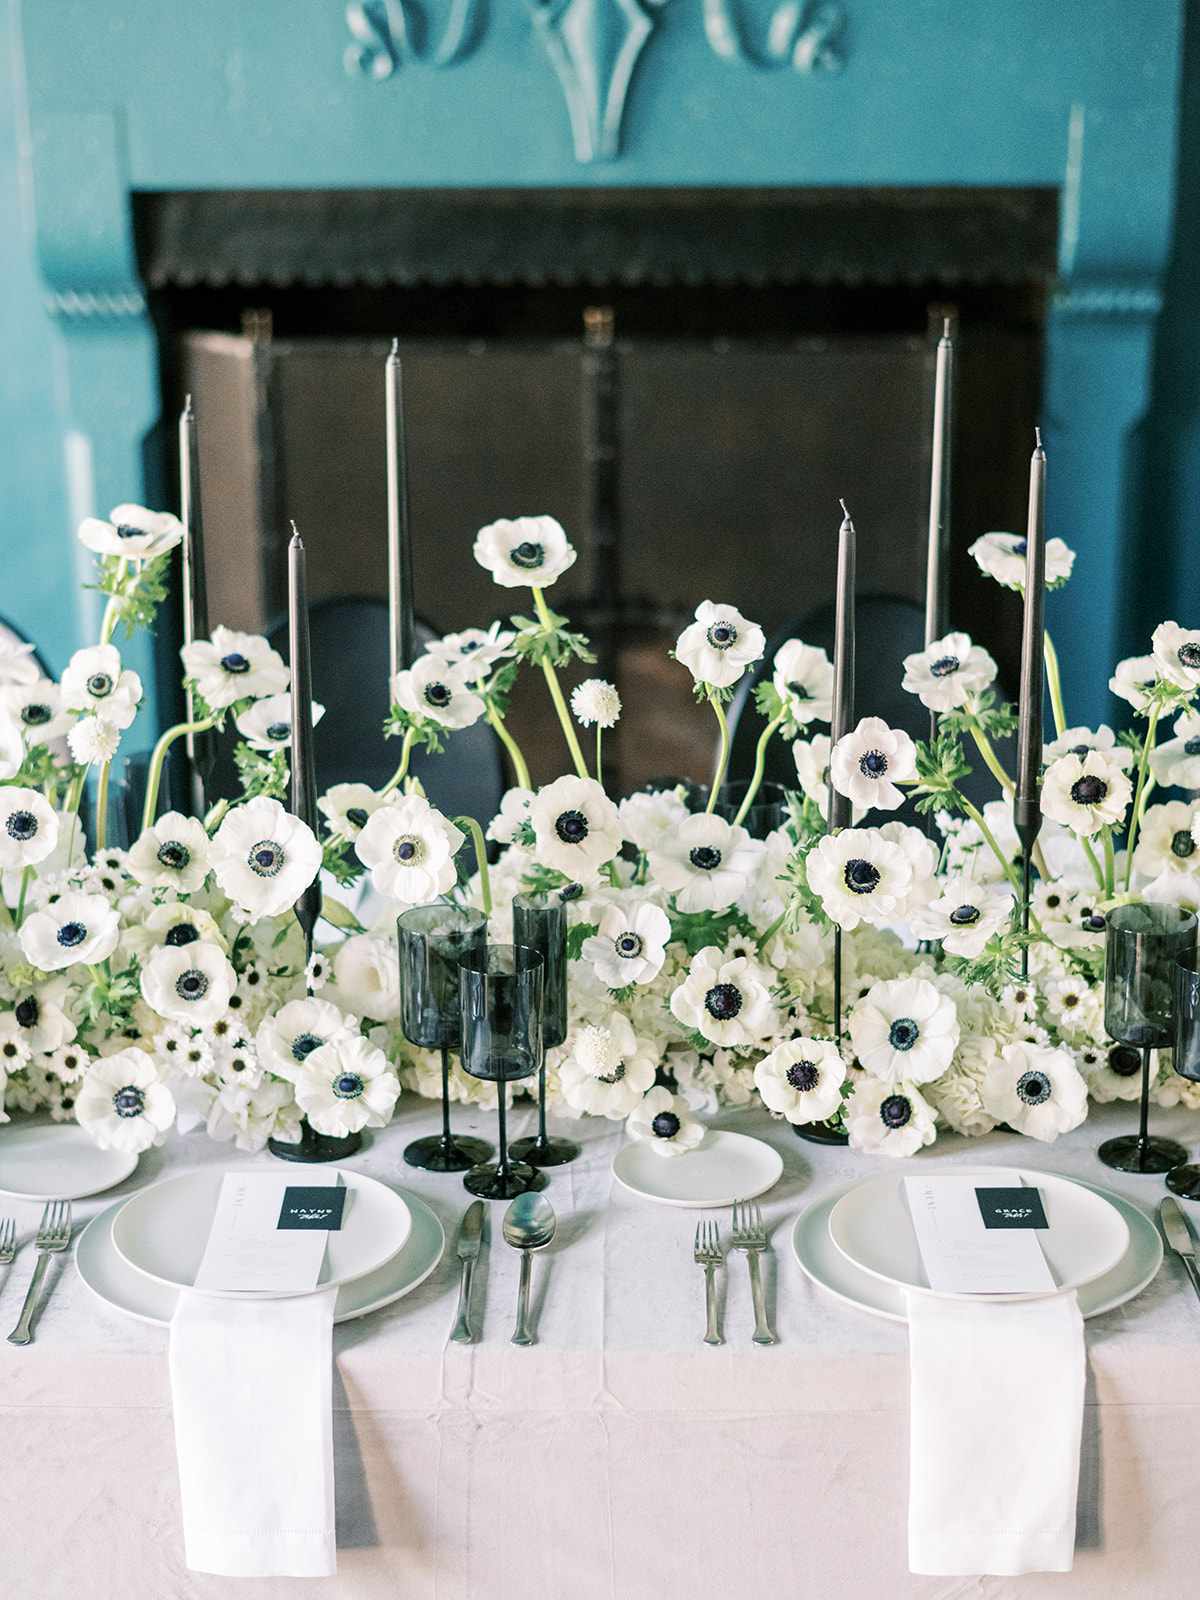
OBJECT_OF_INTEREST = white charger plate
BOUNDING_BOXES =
[111,1166,411,1298]
[0,1123,137,1201]
[795,1177,1161,1323]
[77,1189,445,1326]
[828,1165,1129,1302]
[612,1129,783,1207]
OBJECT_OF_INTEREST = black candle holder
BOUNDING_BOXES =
[459,943,546,1200]
[509,891,580,1169]
[1165,962,1200,1199]
[1098,902,1196,1174]
[397,904,493,1173]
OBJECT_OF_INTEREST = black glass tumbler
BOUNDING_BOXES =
[459,944,545,1200]
[1165,963,1200,1198]
[510,892,580,1168]
[1098,902,1197,1173]
[398,904,494,1172]
[715,780,789,840]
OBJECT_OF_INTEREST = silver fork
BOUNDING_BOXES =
[731,1199,776,1346]
[693,1218,724,1346]
[0,1216,15,1274]
[7,1201,72,1346]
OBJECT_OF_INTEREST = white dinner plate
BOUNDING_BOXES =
[612,1129,783,1207]
[0,1122,138,1201]
[794,1177,1161,1323]
[76,1188,445,1327]
[828,1165,1130,1301]
[111,1166,411,1297]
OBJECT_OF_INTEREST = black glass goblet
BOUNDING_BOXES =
[1098,902,1197,1173]
[398,904,494,1172]
[1165,963,1200,1199]
[459,944,545,1200]
[509,891,580,1168]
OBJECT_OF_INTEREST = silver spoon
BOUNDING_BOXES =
[502,1191,557,1346]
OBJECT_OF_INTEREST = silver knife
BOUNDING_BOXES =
[1159,1197,1200,1307]
[450,1201,486,1343]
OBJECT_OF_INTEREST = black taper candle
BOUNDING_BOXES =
[386,339,417,682]
[288,524,322,964]
[180,396,214,816]
[828,499,856,1050]
[923,316,955,754]
[1014,429,1047,978]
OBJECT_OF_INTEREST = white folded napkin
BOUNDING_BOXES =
[907,1289,1085,1576]
[169,1287,338,1578]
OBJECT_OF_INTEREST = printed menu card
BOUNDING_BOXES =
[903,1176,1057,1295]
[194,1172,345,1293]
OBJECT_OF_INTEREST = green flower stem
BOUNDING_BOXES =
[595,725,604,784]
[966,718,1014,795]
[14,867,32,928]
[63,769,87,817]
[756,909,786,953]
[960,798,1021,892]
[1080,835,1107,894]
[1043,631,1067,740]
[454,814,492,916]
[379,728,417,797]
[1102,826,1116,898]
[531,588,588,779]
[486,703,531,790]
[1124,704,1161,890]
[94,760,111,852]
[141,715,218,832]
[734,711,784,827]
[704,695,731,814]
[204,797,230,835]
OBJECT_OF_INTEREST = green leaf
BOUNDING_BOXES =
[565,921,599,961]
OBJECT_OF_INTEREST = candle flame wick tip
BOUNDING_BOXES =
[388,337,399,358]
[942,316,952,338]
[1035,426,1043,449]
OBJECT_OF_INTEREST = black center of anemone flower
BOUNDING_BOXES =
[858,749,888,777]
[786,1060,820,1091]
[5,810,37,841]
[157,841,190,869]
[265,721,290,742]
[113,1085,145,1117]
[346,807,369,829]
[879,1094,912,1129]
[950,904,981,925]
[510,540,544,569]
[220,652,250,674]
[616,933,644,958]
[1179,643,1200,669]
[689,845,722,871]
[1172,830,1196,858]
[291,1032,324,1062]
[596,1062,626,1085]
[888,1017,920,1051]
[787,681,811,699]
[15,996,38,1028]
[929,655,960,678]
[165,922,200,947]
[555,810,589,844]
[1109,1045,1142,1077]
[706,622,737,649]
[1070,744,1092,758]
[559,882,583,901]
[651,1111,681,1139]
[843,858,881,894]
[86,672,112,697]
[248,840,284,877]
[57,922,87,948]
[1070,775,1108,806]
[1186,738,1200,757]
[334,1072,365,1099]
[1083,913,1106,932]
[704,982,743,1021]
[1011,537,1028,556]
[1017,1069,1053,1105]
[175,970,208,1001]
[1046,894,1061,908]
[394,837,419,862]
[424,682,452,708]
[22,703,50,725]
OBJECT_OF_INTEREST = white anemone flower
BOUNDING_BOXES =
[558,1012,657,1118]
[1044,724,1134,770]
[127,811,211,893]
[0,636,37,686]
[580,901,671,986]
[674,601,766,690]
[0,679,72,743]
[487,786,535,846]
[330,933,401,1022]
[59,643,143,728]
[969,531,1076,591]
[0,982,76,1054]
[473,515,577,589]
[0,710,23,780]
[234,692,325,751]
[292,1034,400,1137]
[669,945,777,1048]
[805,826,915,930]
[529,775,622,881]
[318,782,387,839]
[257,997,355,1080]
[846,1078,937,1156]
[830,716,917,812]
[67,716,121,766]
[1041,750,1132,837]
[570,678,622,729]
[617,787,690,855]
[426,623,516,682]
[981,1040,1089,1141]
[0,787,60,869]
[625,1086,705,1157]
[772,640,834,726]
[848,975,960,1086]
[648,812,762,913]
[1079,1042,1149,1104]
[210,795,322,920]
[140,941,237,1026]
[391,655,485,731]
[354,793,464,904]
[1152,621,1200,692]
[1033,883,1107,951]
[753,1036,846,1124]
[901,631,997,712]
[75,1047,176,1153]
[77,503,183,561]
[1108,654,1160,713]
[791,733,832,804]
[1150,710,1200,790]
[909,874,1014,957]
[1133,801,1200,879]
[181,625,289,711]
[20,891,119,972]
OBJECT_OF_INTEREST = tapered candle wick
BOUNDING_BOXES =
[839,498,851,519]
[289,520,301,547]
[183,393,194,417]
[388,337,399,360]
[942,317,951,339]
[1034,426,1043,450]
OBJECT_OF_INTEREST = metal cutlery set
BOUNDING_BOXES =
[694,1199,776,1346]
[2,1200,73,1346]
[1160,1196,1200,1304]
[450,1192,557,1346]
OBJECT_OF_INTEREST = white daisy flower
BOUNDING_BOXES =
[830,716,917,812]
[901,630,998,712]
[426,622,516,682]
[846,1078,937,1156]
[1150,710,1200,790]
[67,716,122,765]
[487,786,535,846]
[59,643,143,728]
[0,1033,32,1074]
[19,891,119,972]
[0,710,23,780]
[330,933,401,1022]
[76,1046,176,1153]
[234,692,325,751]
[1109,654,1160,713]
[529,775,622,881]
[0,636,38,686]
[674,600,766,690]
[753,1035,846,1124]
[617,787,690,855]
[910,874,1014,957]
[0,679,72,743]
[305,951,330,991]
[772,640,834,726]
[806,825,915,930]
[318,782,386,839]
[848,975,960,1086]
[669,945,777,1048]
[968,531,1076,591]
[158,1027,215,1080]
[0,982,75,1054]
[291,1034,400,1137]
[209,795,322,920]
[1041,750,1132,837]
[981,1039,1089,1141]
[140,942,237,1026]
[1044,724,1134,770]
[0,787,60,869]
[213,1034,264,1092]
[46,1043,91,1083]
[1151,621,1200,692]
[625,1086,704,1157]
[181,625,289,711]
[391,655,485,731]
[473,515,577,590]
[580,901,671,987]
[558,1013,657,1118]
[77,503,183,561]
[256,996,353,1080]
[648,812,762,913]
[354,793,463,904]
[1133,800,1200,880]
[570,678,622,729]
[127,811,211,893]
[1043,973,1103,1042]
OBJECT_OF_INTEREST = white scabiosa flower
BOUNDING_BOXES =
[580,900,671,987]
[1108,654,1160,713]
[330,933,401,1022]
[669,945,777,1048]
[181,625,289,711]
[1150,710,1200,790]
[969,531,1075,591]
[848,975,960,1086]
[1041,750,1132,837]
[1151,621,1200,692]
[771,640,833,725]
[257,996,355,1080]
[77,503,183,561]
[1044,724,1134,770]
[291,1034,400,1137]
[318,782,386,839]
[0,787,60,869]
[617,787,690,855]
[558,1012,657,1118]
[570,678,621,729]
[234,692,325,751]
[59,643,143,728]
[674,601,765,690]
[67,716,122,766]
[648,812,762,913]
[901,631,997,712]
[354,793,464,904]
[830,716,917,812]
[529,775,622,881]
[487,786,535,846]
[426,623,516,682]
[981,1040,1089,1141]
[76,1046,176,1152]
[0,636,37,686]
[140,942,236,1026]
[391,655,485,731]
[20,891,119,971]
[0,710,23,780]
[473,515,577,589]
[753,1036,846,1124]
[805,826,914,930]
[625,1086,704,1157]
[209,795,322,920]
[127,811,212,893]
[909,874,1014,957]
[1133,800,1200,880]
[846,1078,937,1156]
[0,679,72,743]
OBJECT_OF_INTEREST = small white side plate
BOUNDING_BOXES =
[0,1123,137,1202]
[612,1129,783,1208]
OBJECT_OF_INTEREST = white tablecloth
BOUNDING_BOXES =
[2,1096,1199,1600]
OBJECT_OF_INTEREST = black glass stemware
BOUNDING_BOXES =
[509,891,580,1168]
[1166,963,1200,1198]
[397,904,493,1172]
[1098,902,1197,1174]
[459,943,546,1200]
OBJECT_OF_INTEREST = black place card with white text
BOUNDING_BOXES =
[975,1187,1049,1230]
[277,1185,348,1231]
